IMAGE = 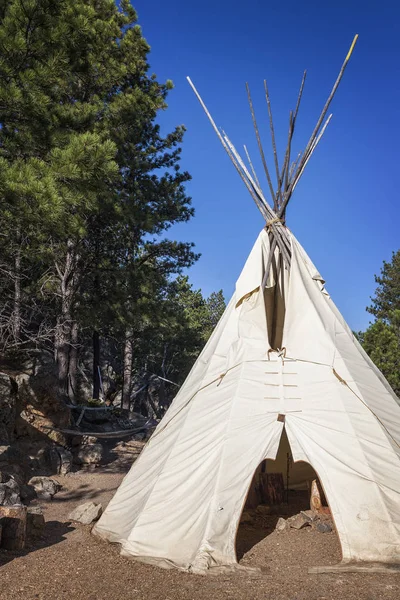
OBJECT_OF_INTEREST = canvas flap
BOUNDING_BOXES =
[235,229,270,307]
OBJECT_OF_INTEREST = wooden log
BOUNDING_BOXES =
[309,563,400,574]
[310,479,331,515]
[0,504,27,550]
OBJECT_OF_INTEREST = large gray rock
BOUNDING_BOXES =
[15,371,70,446]
[0,474,21,505]
[27,506,45,539]
[28,476,62,500]
[68,502,102,525]
[75,443,103,465]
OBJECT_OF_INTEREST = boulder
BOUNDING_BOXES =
[46,446,73,475]
[15,372,70,445]
[75,443,103,465]
[28,476,62,500]
[0,475,21,506]
[275,517,289,533]
[68,502,102,525]
[27,506,45,539]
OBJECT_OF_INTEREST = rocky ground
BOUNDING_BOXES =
[1,441,399,600]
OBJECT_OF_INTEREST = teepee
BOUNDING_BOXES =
[93,36,400,573]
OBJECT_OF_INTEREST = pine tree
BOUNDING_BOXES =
[359,250,400,397]
[367,250,400,321]
[0,1,196,403]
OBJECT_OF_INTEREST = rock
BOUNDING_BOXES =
[0,475,21,505]
[15,371,70,445]
[20,483,37,503]
[256,504,272,515]
[0,372,17,444]
[0,504,27,550]
[300,510,315,522]
[315,521,332,533]
[68,502,102,525]
[275,517,289,532]
[82,436,99,445]
[28,476,62,500]
[240,511,254,524]
[0,463,25,487]
[75,443,103,465]
[46,446,73,475]
[0,445,10,461]
[58,447,73,475]
[27,506,45,539]
[289,513,312,530]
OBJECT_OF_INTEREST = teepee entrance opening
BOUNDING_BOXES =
[237,427,335,561]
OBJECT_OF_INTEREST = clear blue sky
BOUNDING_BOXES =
[133,0,399,331]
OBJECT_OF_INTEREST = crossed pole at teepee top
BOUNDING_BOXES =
[187,34,358,274]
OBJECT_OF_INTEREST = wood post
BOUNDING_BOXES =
[0,505,27,550]
[260,472,285,505]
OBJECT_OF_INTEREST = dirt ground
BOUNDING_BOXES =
[1,441,399,600]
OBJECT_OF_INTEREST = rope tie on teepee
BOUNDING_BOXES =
[266,217,284,230]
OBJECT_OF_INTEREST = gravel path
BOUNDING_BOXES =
[1,442,399,600]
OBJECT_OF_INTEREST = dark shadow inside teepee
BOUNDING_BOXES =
[236,428,332,561]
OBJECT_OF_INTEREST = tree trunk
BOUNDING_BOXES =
[93,329,101,400]
[122,331,133,410]
[13,239,21,342]
[54,240,78,400]
[55,317,71,401]
[68,321,79,404]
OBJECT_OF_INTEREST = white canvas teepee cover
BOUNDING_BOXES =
[93,230,400,573]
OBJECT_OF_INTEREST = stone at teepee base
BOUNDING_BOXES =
[0,504,27,550]
[275,517,289,533]
[288,512,312,530]
[27,506,45,539]
[68,502,102,525]
[315,521,332,533]
[28,476,62,500]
